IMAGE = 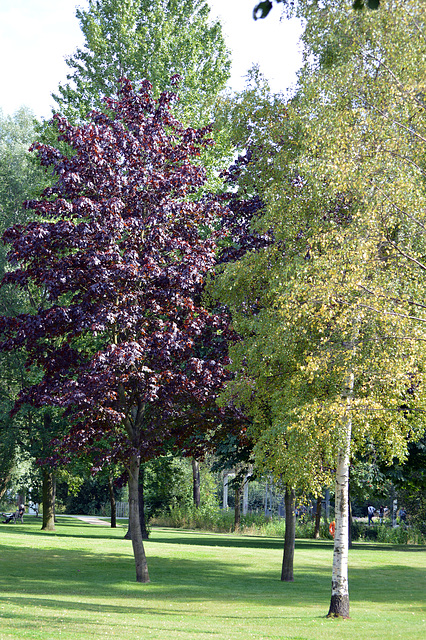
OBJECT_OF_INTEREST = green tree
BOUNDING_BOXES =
[45,0,233,219]
[0,108,47,504]
[52,0,230,126]
[381,436,426,534]
[213,0,426,618]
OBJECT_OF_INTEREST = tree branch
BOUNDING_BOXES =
[358,283,426,311]
[359,304,426,324]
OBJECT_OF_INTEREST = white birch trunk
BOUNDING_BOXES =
[327,372,353,618]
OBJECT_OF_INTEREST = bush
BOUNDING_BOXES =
[376,524,425,545]
[350,520,425,544]
[153,505,334,539]
[153,505,426,544]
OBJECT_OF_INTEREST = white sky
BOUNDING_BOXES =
[0,0,303,119]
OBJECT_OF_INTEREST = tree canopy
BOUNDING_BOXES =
[212,0,426,617]
[0,78,230,580]
[253,0,381,21]
[52,0,231,125]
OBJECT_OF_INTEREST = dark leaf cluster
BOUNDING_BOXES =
[0,78,231,465]
[252,0,380,21]
[217,151,274,263]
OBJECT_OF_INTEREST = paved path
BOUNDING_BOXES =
[57,514,122,526]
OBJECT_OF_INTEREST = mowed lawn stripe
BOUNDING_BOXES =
[0,518,424,640]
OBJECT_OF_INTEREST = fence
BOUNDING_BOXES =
[116,501,129,518]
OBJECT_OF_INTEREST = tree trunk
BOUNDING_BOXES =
[281,486,296,582]
[41,467,56,532]
[348,494,353,550]
[139,466,149,540]
[324,488,330,524]
[223,473,229,509]
[127,453,150,582]
[192,458,201,508]
[327,373,353,618]
[124,467,149,540]
[108,473,116,528]
[234,480,241,530]
[0,474,11,501]
[17,492,26,507]
[314,495,322,539]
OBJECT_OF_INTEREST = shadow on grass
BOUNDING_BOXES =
[150,528,426,554]
[4,517,426,553]
[4,518,426,555]
[0,517,127,542]
[0,590,316,635]
[1,528,425,608]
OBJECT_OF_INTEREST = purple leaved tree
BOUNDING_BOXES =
[0,78,229,582]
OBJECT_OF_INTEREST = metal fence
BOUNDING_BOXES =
[116,501,129,518]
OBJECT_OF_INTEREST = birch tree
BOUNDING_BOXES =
[213,0,426,617]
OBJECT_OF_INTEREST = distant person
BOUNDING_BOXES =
[379,506,385,524]
[16,504,25,523]
[367,504,375,526]
[399,507,407,525]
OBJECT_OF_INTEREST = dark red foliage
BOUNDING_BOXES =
[217,150,274,264]
[0,78,230,463]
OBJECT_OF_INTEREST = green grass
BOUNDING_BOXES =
[0,516,425,640]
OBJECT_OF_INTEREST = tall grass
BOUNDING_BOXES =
[152,503,425,543]
[151,504,332,539]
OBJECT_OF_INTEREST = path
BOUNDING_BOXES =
[57,514,122,526]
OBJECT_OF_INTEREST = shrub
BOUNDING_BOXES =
[153,505,426,544]
[153,505,334,539]
[350,520,425,544]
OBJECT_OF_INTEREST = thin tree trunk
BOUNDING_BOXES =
[127,452,150,583]
[0,474,11,501]
[327,373,353,618]
[192,459,201,508]
[281,486,296,581]
[108,472,117,528]
[324,488,330,524]
[314,495,322,539]
[41,467,56,532]
[234,479,241,530]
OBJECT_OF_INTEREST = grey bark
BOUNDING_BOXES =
[281,486,296,581]
[127,452,150,583]
[108,473,117,528]
[124,466,149,541]
[314,495,322,539]
[41,467,56,532]
[192,459,201,508]
[234,479,242,530]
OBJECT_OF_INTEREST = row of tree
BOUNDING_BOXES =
[1,0,425,620]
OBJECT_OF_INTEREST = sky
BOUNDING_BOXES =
[0,0,303,119]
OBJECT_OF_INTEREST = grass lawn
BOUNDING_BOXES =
[0,516,425,640]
